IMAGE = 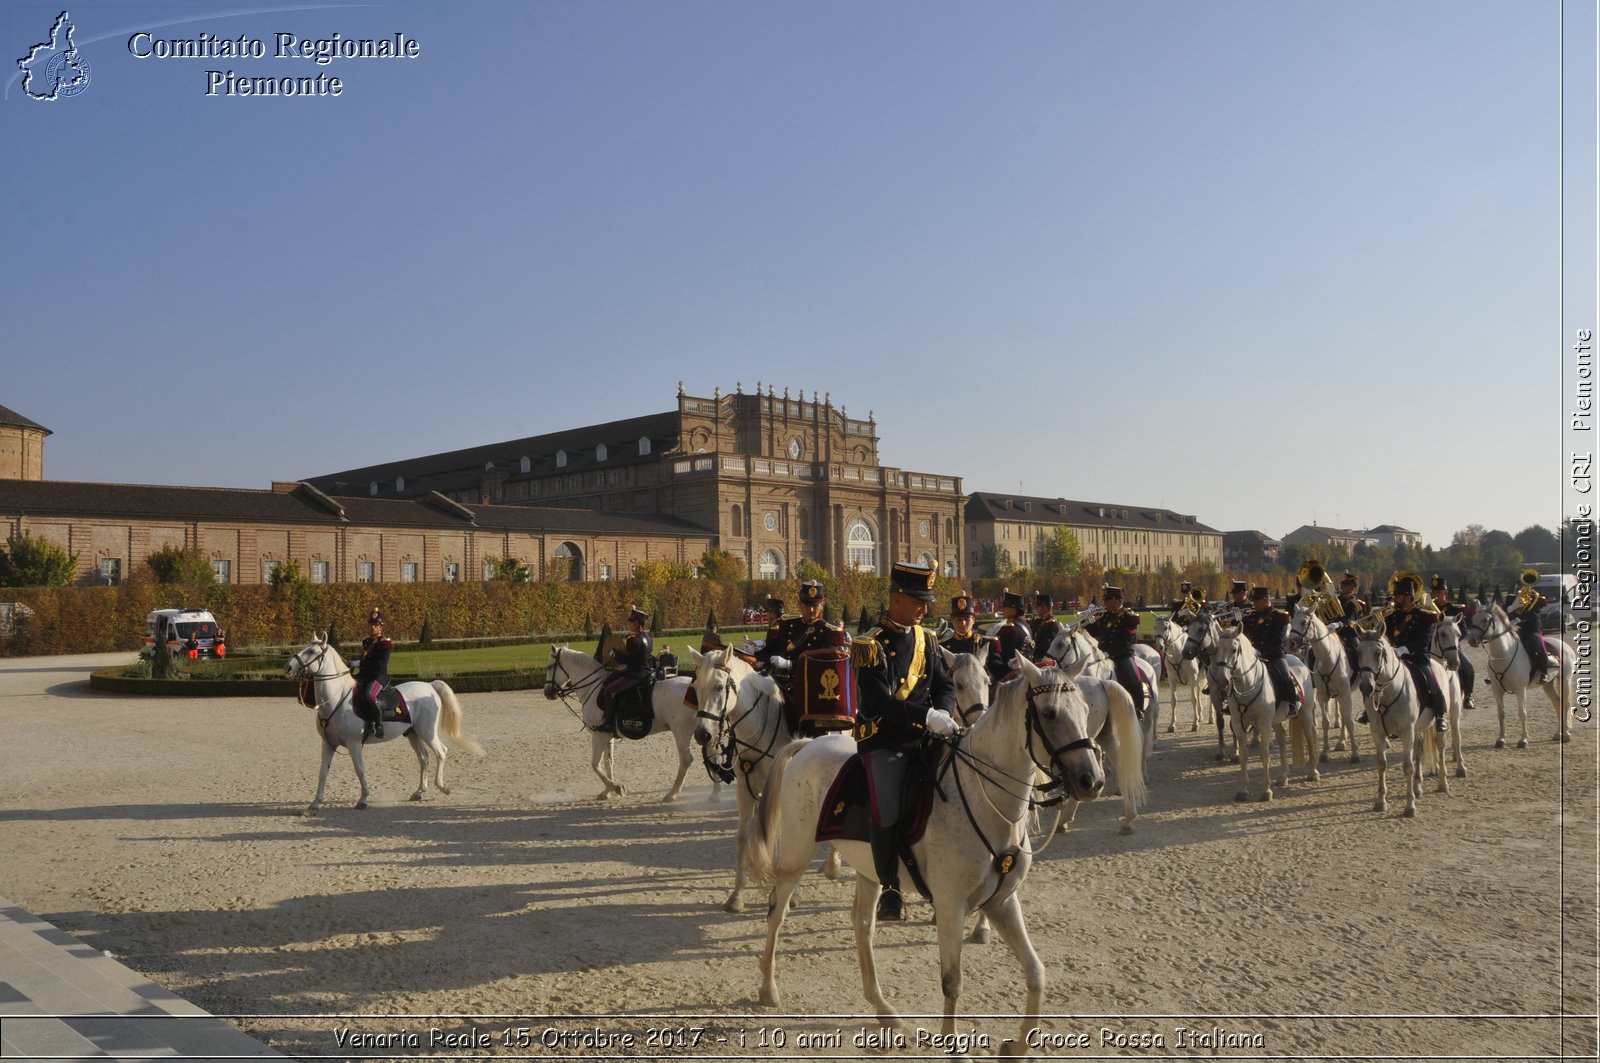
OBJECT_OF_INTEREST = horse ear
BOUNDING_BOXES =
[689,647,704,666]
[937,646,955,669]
[974,639,990,664]
[1015,655,1042,684]
[313,630,326,644]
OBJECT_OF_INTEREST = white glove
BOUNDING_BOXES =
[923,709,958,736]
[1395,646,1409,658]
[768,656,792,673]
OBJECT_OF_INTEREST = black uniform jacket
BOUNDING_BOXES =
[852,621,955,751]
[1086,608,1140,660]
[357,636,392,683]
[1240,608,1290,660]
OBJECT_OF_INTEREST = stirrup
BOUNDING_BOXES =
[875,888,903,922]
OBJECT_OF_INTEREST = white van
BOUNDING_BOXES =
[1531,573,1581,632]
[144,608,222,658]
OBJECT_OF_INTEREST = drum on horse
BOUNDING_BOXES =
[1212,625,1320,802]
[284,635,484,812]
[1180,610,1237,762]
[1351,625,1458,817]
[739,656,1105,1046]
[1465,601,1575,747]
[1286,602,1362,764]
[541,646,719,802]
[1045,624,1162,759]
[687,645,840,913]
[1154,617,1207,732]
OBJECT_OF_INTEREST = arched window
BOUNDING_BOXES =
[596,444,607,462]
[944,560,959,578]
[369,481,379,496]
[917,552,935,570]
[639,436,651,455]
[556,450,567,468]
[520,456,531,473]
[731,504,744,538]
[395,476,406,492]
[553,542,584,581]
[847,517,879,574]
[759,549,783,579]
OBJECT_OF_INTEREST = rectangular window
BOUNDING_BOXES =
[212,559,231,584]
[599,563,612,581]
[357,561,375,583]
[444,562,460,582]
[311,560,330,584]
[98,558,121,585]
[402,562,418,583]
[262,560,279,583]
[1019,552,1028,567]
[484,561,497,581]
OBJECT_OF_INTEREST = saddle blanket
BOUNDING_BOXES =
[603,685,656,741]
[815,754,933,845]
[374,686,411,724]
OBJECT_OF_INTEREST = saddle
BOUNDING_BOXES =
[374,685,411,725]
[603,680,656,741]
[816,750,938,896]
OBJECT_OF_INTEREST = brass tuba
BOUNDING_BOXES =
[1517,567,1542,612]
[1389,570,1440,616]
[1298,558,1334,597]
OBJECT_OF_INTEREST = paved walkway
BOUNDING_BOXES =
[0,653,283,1060]
[0,895,283,1060]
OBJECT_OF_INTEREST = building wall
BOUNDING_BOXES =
[967,511,1222,574]
[0,426,46,481]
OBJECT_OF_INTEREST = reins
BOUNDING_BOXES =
[545,649,609,726]
[695,664,784,794]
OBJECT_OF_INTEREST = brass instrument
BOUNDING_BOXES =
[1516,567,1542,613]
[1309,591,1345,624]
[1388,570,1440,616]
[1297,558,1334,597]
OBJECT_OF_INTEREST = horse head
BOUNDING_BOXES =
[542,645,575,700]
[1047,626,1092,675]
[688,645,738,747]
[1286,602,1316,654]
[1432,614,1462,671]
[1351,629,1394,699]
[1011,656,1104,800]
[1464,601,1502,648]
[938,644,991,724]
[1181,612,1217,662]
[283,632,336,680]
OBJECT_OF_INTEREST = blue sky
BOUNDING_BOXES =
[4,0,1591,550]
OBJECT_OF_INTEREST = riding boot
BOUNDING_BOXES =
[362,719,374,741]
[373,720,384,738]
[1279,700,1300,718]
[1434,710,1447,733]
[869,822,903,921]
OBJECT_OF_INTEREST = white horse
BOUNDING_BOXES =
[1352,631,1457,817]
[1154,617,1206,732]
[1212,626,1320,801]
[1047,625,1162,759]
[542,646,716,802]
[1465,601,1575,747]
[687,645,842,912]
[1180,610,1237,762]
[1052,674,1148,836]
[283,635,484,812]
[741,656,1105,1049]
[1430,615,1470,779]
[1286,603,1362,763]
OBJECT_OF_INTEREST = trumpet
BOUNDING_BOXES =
[1071,604,1104,628]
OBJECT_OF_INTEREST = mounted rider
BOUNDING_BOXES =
[1028,591,1062,666]
[1430,575,1476,710]
[939,592,997,659]
[1508,568,1558,685]
[599,606,654,732]
[1169,580,1203,620]
[1240,586,1299,717]
[755,579,846,736]
[354,607,392,740]
[852,561,958,922]
[1224,578,1249,616]
[988,589,1034,683]
[1365,574,1446,732]
[1085,584,1146,720]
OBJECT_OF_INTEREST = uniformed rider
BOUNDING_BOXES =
[1085,584,1146,720]
[1382,576,1446,731]
[354,607,393,739]
[1029,591,1062,665]
[756,579,844,736]
[1430,575,1476,711]
[1240,587,1299,717]
[989,589,1034,684]
[852,561,957,922]
[599,606,654,732]
[1508,577,1558,685]
[1329,570,1366,673]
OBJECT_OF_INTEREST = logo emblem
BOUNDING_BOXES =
[18,11,91,101]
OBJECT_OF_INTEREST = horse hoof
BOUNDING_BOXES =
[1455,766,1468,779]
[1403,807,1416,818]
[1516,740,1528,749]
[409,792,424,802]
[1373,801,1386,812]
[1319,751,1330,763]
[1350,755,1361,765]
[723,898,744,914]
[1166,725,1175,733]
[662,793,682,803]
[302,806,320,816]
[1494,739,1506,749]
[1214,752,1226,762]
[1334,741,1347,752]
[1119,823,1134,836]
[355,800,368,810]
[1558,734,1571,744]
[758,988,780,1008]
[1234,791,1249,802]
[969,927,990,945]
[1258,792,1272,803]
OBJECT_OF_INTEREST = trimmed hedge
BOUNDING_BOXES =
[90,666,547,697]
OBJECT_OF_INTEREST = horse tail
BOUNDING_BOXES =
[1103,680,1148,807]
[432,681,485,756]
[741,739,804,888]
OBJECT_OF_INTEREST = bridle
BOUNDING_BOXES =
[1290,613,1348,687]
[1218,634,1268,709]
[544,648,607,722]
[694,661,782,793]
[1351,639,1407,714]
[286,642,355,734]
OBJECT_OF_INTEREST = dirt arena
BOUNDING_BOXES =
[1,646,1595,1061]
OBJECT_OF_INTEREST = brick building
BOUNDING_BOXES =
[965,492,1222,574]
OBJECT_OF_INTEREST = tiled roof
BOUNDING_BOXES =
[965,491,1218,534]
[1223,529,1281,545]
[0,479,711,538]
[305,411,682,499]
[0,405,49,434]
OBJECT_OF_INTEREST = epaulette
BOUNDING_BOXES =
[852,635,883,670]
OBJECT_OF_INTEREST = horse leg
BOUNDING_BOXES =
[1401,726,1418,818]
[1492,683,1508,749]
[1342,685,1361,764]
[407,731,429,801]
[1216,698,1232,763]
[1233,715,1253,802]
[348,743,372,809]
[982,894,1045,1058]
[662,725,693,802]
[1546,672,1571,743]
[1514,686,1531,749]
[1431,723,1449,794]
[1055,797,1079,834]
[969,912,991,945]
[820,844,842,879]
[934,894,970,1037]
[431,729,452,795]
[591,733,624,799]
[725,788,755,913]
[1318,684,1334,760]
[1256,715,1275,802]
[1371,726,1388,812]
[851,877,900,1026]
[756,867,805,1008]
[309,741,336,813]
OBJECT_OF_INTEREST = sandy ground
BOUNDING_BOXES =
[0,647,1595,1062]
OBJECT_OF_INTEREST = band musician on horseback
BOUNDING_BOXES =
[988,589,1034,683]
[1508,569,1558,685]
[355,607,393,740]
[938,592,997,660]
[1361,574,1447,732]
[599,606,653,732]
[852,561,958,922]
[1029,591,1061,666]
[755,579,847,736]
[1226,578,1249,614]
[1169,580,1203,619]
[1431,575,1477,711]
[1240,586,1300,717]
[1085,584,1146,720]
[1324,568,1367,672]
